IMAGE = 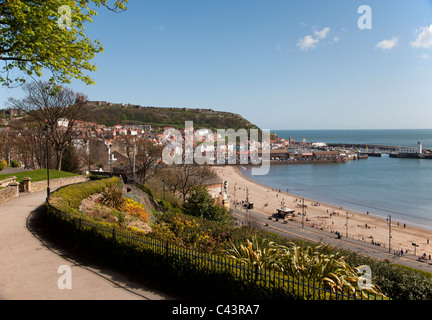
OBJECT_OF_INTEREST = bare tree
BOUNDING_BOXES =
[135,139,163,184]
[7,81,90,170]
[162,164,216,202]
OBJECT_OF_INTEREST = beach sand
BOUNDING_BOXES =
[213,165,432,259]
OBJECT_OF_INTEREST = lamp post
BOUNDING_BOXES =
[108,144,112,175]
[346,212,349,238]
[301,198,305,228]
[387,215,392,253]
[43,126,50,200]
[133,144,136,182]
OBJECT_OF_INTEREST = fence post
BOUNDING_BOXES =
[165,241,169,260]
[112,226,116,239]
[254,264,259,282]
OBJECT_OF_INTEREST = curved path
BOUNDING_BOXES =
[0,191,174,300]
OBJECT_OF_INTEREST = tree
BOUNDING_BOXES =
[61,144,80,173]
[135,139,163,184]
[162,164,216,202]
[7,80,90,170]
[183,185,230,223]
[0,0,128,88]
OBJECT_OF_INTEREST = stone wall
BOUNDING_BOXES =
[0,183,19,204]
[31,175,87,193]
[0,175,87,204]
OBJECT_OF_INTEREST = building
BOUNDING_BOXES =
[204,176,229,210]
[313,151,340,160]
[269,149,289,160]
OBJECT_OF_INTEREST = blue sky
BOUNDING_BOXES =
[2,0,432,130]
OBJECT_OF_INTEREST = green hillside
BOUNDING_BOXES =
[89,105,260,131]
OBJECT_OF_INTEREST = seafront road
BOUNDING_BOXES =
[233,208,432,274]
[0,190,173,300]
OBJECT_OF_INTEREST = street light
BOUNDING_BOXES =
[387,215,392,253]
[133,144,136,182]
[301,198,305,228]
[108,144,112,175]
[43,126,50,200]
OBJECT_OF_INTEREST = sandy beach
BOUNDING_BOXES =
[213,165,432,260]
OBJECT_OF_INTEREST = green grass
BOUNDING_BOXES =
[0,169,79,183]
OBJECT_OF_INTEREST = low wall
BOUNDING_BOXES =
[0,176,17,188]
[0,183,19,204]
[31,175,87,193]
[0,175,87,204]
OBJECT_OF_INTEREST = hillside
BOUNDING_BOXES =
[88,104,260,131]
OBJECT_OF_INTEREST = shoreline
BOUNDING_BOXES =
[212,165,432,260]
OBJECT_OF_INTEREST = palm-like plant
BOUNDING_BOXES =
[279,243,385,298]
[225,235,283,272]
[226,238,386,299]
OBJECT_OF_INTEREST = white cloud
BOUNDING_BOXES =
[375,37,398,51]
[297,35,319,51]
[410,24,432,49]
[297,27,330,51]
[314,27,331,39]
[332,37,340,43]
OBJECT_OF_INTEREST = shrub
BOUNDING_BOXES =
[98,184,125,210]
[49,177,121,215]
[0,161,4,171]
[10,160,19,168]
[183,186,232,224]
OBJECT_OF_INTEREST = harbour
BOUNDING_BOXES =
[245,129,432,231]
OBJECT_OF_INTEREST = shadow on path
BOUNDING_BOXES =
[25,204,181,300]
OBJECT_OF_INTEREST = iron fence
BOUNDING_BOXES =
[49,204,379,300]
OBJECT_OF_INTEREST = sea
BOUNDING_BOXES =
[242,129,432,230]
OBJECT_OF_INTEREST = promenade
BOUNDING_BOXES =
[0,190,173,300]
[232,207,432,273]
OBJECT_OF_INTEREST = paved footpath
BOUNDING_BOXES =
[0,191,174,300]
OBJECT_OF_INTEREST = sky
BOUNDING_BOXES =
[2,0,432,130]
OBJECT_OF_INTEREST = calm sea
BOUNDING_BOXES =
[242,129,432,230]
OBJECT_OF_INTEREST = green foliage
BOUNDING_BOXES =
[182,186,231,224]
[134,183,155,198]
[46,176,432,300]
[0,161,4,171]
[0,0,128,87]
[0,169,78,182]
[9,160,20,168]
[61,145,80,173]
[344,251,432,300]
[226,236,386,299]
[99,184,125,210]
[49,176,121,214]
[90,105,260,131]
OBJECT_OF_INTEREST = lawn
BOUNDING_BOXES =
[0,169,79,183]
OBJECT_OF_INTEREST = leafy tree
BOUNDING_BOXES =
[183,185,230,223]
[61,144,80,173]
[0,0,128,88]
